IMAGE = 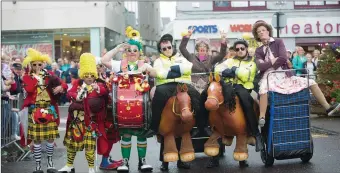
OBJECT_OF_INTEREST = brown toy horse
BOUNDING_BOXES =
[158,84,196,163]
[204,73,257,163]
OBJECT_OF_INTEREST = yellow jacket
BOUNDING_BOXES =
[215,56,257,90]
[153,53,193,86]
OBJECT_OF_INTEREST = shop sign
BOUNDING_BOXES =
[1,43,53,59]
[188,25,218,34]
[230,24,252,32]
[281,21,340,35]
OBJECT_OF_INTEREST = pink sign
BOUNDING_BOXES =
[1,43,53,59]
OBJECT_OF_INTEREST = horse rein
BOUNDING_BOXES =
[172,97,194,116]
[207,96,224,105]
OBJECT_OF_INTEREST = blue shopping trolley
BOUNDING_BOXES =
[260,70,314,167]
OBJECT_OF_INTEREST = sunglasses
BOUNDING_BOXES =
[32,63,43,67]
[235,47,246,52]
[126,48,138,53]
[84,74,95,78]
[161,46,172,52]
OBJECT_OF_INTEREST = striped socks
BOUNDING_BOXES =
[121,136,132,159]
[33,144,42,171]
[46,142,55,168]
[85,150,95,168]
[67,148,77,167]
[137,137,147,158]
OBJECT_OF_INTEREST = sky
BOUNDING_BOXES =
[160,1,177,21]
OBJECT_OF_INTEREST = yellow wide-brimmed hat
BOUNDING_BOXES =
[22,48,51,67]
[78,53,98,79]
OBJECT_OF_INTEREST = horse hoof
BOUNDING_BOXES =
[204,147,220,157]
[164,153,179,162]
[180,152,195,162]
[233,152,248,161]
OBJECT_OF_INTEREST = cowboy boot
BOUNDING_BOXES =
[160,162,169,171]
[206,156,219,168]
[177,160,190,169]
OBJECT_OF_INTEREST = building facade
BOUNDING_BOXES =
[164,1,340,53]
[2,1,161,61]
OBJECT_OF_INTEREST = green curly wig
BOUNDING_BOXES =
[128,39,143,52]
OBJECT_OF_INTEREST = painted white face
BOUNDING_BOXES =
[126,45,140,62]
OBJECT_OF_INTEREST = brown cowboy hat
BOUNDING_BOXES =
[252,20,273,42]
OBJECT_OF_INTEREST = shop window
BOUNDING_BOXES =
[294,1,340,9]
[213,1,267,11]
[214,1,230,7]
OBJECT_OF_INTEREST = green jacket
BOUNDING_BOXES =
[215,56,257,89]
[153,53,193,86]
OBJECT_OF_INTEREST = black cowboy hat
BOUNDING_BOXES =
[157,34,174,53]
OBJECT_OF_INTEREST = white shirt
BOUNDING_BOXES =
[111,60,122,73]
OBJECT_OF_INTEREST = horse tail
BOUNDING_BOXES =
[220,80,236,114]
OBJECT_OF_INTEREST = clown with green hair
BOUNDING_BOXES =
[100,26,157,172]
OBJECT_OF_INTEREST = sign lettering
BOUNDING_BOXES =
[188,25,218,34]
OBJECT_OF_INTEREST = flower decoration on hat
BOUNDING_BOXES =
[78,53,98,79]
[22,48,52,67]
[125,26,144,55]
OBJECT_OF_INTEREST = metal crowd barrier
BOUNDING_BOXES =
[1,93,30,162]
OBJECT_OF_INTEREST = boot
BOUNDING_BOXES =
[58,165,75,173]
[88,168,95,173]
[117,158,129,172]
[327,103,340,116]
[177,160,190,169]
[100,156,122,170]
[138,157,153,172]
[255,134,264,152]
[47,156,58,173]
[160,162,169,171]
[206,156,219,168]
[33,161,44,173]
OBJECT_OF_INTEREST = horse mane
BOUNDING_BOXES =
[219,80,236,113]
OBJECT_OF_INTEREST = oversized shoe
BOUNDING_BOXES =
[138,158,153,172]
[117,159,129,173]
[88,168,95,173]
[58,165,75,173]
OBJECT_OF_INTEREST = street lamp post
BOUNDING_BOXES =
[272,12,287,38]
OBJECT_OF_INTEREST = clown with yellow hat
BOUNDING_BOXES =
[21,48,67,173]
[58,53,111,173]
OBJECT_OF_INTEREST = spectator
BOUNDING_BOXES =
[303,53,317,80]
[312,49,321,67]
[226,47,236,59]
[51,62,62,78]
[70,60,76,68]
[10,62,23,95]
[248,47,255,57]
[292,46,306,76]
[286,50,292,62]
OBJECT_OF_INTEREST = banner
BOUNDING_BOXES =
[1,43,53,59]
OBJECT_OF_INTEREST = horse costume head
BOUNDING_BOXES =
[173,84,193,123]
[205,72,236,113]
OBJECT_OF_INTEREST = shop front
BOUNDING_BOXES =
[1,28,93,62]
[171,16,340,53]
